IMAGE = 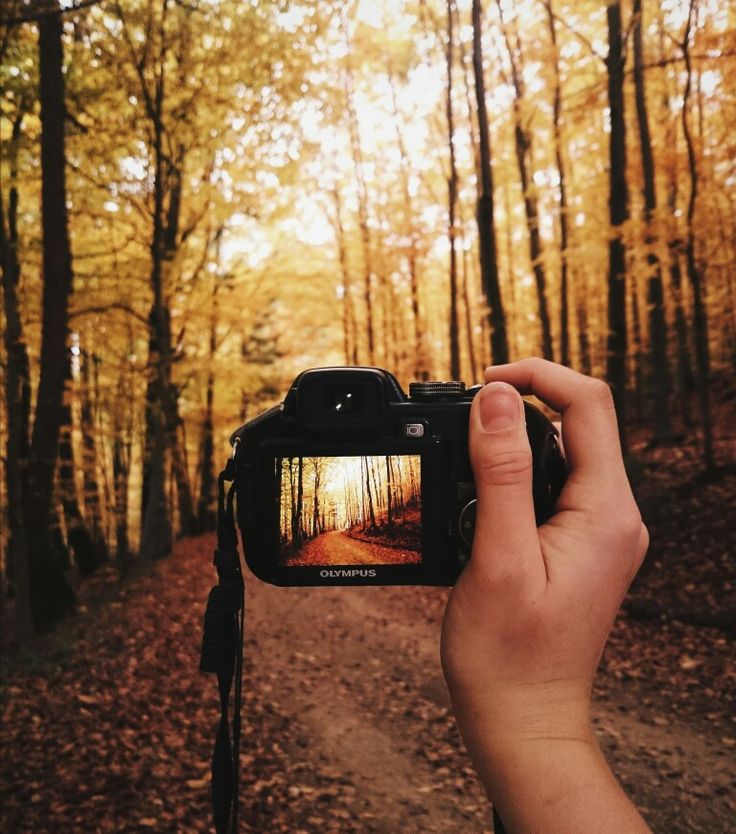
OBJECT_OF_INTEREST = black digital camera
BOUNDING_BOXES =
[229,367,567,587]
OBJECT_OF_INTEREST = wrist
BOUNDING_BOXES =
[447,686,651,834]
[447,678,594,759]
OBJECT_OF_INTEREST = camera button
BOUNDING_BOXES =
[403,423,425,438]
[458,499,477,548]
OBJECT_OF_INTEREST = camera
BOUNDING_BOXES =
[230,366,567,586]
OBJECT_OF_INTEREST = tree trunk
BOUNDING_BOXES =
[0,110,33,641]
[58,353,101,576]
[496,2,553,361]
[331,186,358,365]
[605,0,629,450]
[25,1,77,630]
[630,277,645,421]
[446,0,461,380]
[681,0,714,471]
[471,0,509,365]
[544,0,571,366]
[196,272,219,532]
[80,349,109,558]
[388,65,427,379]
[343,50,375,364]
[633,0,671,441]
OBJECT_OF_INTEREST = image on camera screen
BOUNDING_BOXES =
[277,455,422,567]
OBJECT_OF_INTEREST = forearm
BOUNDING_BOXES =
[464,732,651,834]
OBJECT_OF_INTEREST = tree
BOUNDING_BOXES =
[605,0,629,449]
[632,0,671,442]
[471,0,509,365]
[680,0,714,471]
[496,0,553,361]
[23,0,78,629]
[543,0,571,367]
[445,0,461,379]
[0,93,33,640]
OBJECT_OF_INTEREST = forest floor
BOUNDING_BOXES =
[1,410,735,833]
[285,529,421,566]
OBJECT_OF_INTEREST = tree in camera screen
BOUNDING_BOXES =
[277,455,421,566]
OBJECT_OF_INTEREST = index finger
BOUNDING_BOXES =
[484,358,628,494]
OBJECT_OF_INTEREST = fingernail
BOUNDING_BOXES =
[479,383,519,433]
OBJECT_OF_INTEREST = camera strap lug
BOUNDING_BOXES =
[200,458,245,834]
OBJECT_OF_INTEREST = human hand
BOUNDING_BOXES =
[441,358,650,833]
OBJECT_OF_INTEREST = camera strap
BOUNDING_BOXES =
[199,454,244,834]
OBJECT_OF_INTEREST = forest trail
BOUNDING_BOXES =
[1,532,734,834]
[284,529,421,566]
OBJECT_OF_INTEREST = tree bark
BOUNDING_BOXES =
[471,0,509,365]
[605,0,629,450]
[331,186,358,366]
[544,0,571,366]
[196,271,219,533]
[342,49,375,364]
[388,64,427,379]
[80,349,109,557]
[0,110,34,641]
[680,0,714,471]
[446,0,461,380]
[496,2,553,361]
[57,353,101,576]
[633,0,672,441]
[25,1,77,629]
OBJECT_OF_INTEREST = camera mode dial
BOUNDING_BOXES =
[409,380,466,399]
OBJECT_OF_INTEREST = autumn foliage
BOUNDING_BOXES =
[0,0,734,830]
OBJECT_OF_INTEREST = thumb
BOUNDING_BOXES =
[468,382,541,581]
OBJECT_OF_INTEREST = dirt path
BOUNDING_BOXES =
[245,573,735,833]
[2,533,734,833]
[284,529,421,566]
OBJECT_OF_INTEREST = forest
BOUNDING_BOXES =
[0,0,735,831]
[1,0,734,634]
[278,455,421,565]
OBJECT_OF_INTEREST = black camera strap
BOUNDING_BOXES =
[200,453,244,834]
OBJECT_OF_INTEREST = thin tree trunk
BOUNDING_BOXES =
[681,0,714,471]
[544,0,571,366]
[387,65,427,379]
[658,17,694,425]
[364,457,376,528]
[25,0,77,629]
[331,186,358,365]
[630,278,645,421]
[574,267,592,374]
[342,50,375,364]
[196,272,218,532]
[633,0,671,441]
[58,354,101,576]
[471,0,509,365]
[496,2,553,360]
[446,0,461,380]
[605,0,629,450]
[80,349,109,558]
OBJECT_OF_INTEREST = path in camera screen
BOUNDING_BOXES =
[283,530,422,566]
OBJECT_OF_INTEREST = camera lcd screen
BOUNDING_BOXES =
[277,455,422,567]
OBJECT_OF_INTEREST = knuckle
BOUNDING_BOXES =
[586,377,615,407]
[476,447,533,486]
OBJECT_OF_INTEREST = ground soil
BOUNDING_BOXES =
[286,529,421,566]
[1,414,735,833]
